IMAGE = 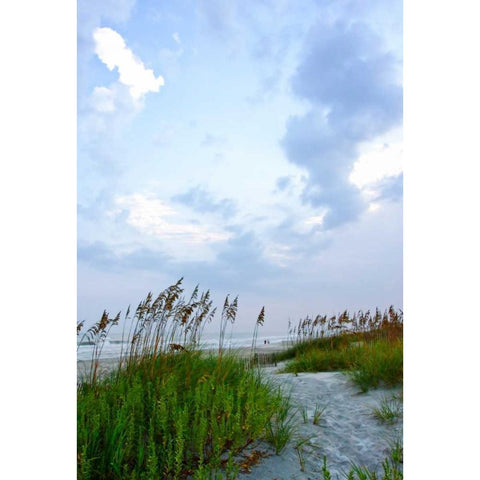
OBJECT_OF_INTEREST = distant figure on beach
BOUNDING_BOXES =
[264,340,267,345]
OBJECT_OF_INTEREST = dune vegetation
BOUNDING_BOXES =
[278,307,403,392]
[77,280,295,480]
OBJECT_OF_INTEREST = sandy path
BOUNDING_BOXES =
[239,365,403,479]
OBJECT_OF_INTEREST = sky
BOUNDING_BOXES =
[77,0,403,334]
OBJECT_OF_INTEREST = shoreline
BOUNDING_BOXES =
[77,342,289,380]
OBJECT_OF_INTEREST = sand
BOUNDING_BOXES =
[239,364,403,479]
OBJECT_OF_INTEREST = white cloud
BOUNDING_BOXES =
[114,194,231,244]
[303,214,326,226]
[93,27,165,101]
[350,142,403,189]
[172,32,181,44]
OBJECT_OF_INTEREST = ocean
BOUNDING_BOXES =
[77,330,290,361]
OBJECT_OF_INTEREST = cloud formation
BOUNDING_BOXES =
[78,229,283,294]
[113,194,231,244]
[93,27,165,101]
[282,16,402,229]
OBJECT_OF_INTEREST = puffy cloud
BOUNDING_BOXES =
[292,21,401,116]
[282,15,402,229]
[93,27,165,101]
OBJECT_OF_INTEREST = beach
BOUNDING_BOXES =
[239,365,403,479]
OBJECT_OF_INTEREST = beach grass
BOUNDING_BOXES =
[320,450,403,480]
[279,307,403,392]
[346,338,403,392]
[263,391,297,455]
[78,350,291,479]
[344,458,403,480]
[371,394,403,424]
[77,280,294,480]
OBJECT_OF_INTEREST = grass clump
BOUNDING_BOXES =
[282,345,360,373]
[320,452,403,480]
[78,351,287,479]
[77,280,294,480]
[313,403,326,425]
[294,435,314,472]
[371,394,403,424]
[280,307,403,392]
[264,391,297,455]
[345,458,403,480]
[347,339,403,392]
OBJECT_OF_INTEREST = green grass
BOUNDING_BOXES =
[347,339,403,392]
[313,403,326,425]
[264,390,297,455]
[320,450,403,480]
[77,281,295,480]
[294,435,314,472]
[345,458,403,480]
[276,333,358,362]
[372,394,403,424]
[78,351,293,480]
[282,344,361,374]
[281,333,403,392]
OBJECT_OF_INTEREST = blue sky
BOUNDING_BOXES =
[77,0,403,333]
